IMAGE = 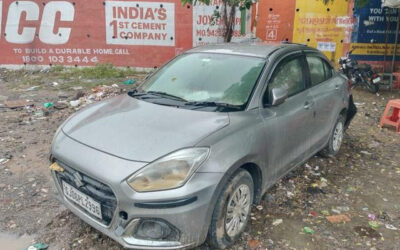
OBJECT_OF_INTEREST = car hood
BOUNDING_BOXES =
[61,94,229,162]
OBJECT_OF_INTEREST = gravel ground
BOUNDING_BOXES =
[0,68,399,250]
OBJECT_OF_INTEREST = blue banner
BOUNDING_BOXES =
[351,0,399,44]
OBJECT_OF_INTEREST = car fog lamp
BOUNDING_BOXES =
[135,220,171,240]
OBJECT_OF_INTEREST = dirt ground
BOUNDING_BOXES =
[0,67,399,250]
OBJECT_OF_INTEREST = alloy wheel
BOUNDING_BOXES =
[225,184,251,237]
[332,121,344,152]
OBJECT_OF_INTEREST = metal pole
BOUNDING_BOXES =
[383,8,391,72]
[390,10,400,90]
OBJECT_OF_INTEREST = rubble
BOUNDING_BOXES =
[272,219,283,226]
[71,86,83,91]
[25,86,39,91]
[326,214,351,223]
[25,242,49,250]
[354,226,381,238]
[54,102,68,110]
[4,100,33,108]
[303,226,314,234]
[43,102,53,108]
[368,213,376,221]
[247,239,261,249]
[0,158,9,165]
[369,221,379,230]
[123,79,136,85]
[385,224,398,230]
[68,85,121,109]
[69,100,81,107]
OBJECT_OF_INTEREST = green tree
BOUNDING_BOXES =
[181,0,254,42]
[356,0,370,8]
[319,0,349,5]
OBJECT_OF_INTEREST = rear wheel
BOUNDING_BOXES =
[366,81,379,93]
[207,169,254,249]
[320,114,346,157]
[362,72,379,93]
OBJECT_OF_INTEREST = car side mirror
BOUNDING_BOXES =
[270,87,288,106]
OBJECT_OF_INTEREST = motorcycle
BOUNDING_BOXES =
[339,49,380,93]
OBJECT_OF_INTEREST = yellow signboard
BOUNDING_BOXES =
[292,0,351,63]
[351,43,400,56]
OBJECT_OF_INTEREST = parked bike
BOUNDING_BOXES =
[339,49,380,93]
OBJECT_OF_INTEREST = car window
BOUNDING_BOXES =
[323,60,333,79]
[268,57,305,97]
[306,56,326,86]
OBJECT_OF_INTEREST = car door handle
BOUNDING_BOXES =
[304,101,314,109]
[335,84,340,90]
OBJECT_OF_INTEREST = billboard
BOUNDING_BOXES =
[1,0,399,69]
[255,0,296,43]
[192,0,251,46]
[0,0,192,67]
[351,0,400,61]
[256,0,354,64]
[292,0,353,63]
[0,0,254,68]
[104,1,176,46]
[352,0,398,43]
[255,0,399,70]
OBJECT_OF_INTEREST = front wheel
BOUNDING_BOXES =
[207,169,254,249]
[320,114,346,157]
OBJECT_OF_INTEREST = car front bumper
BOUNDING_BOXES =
[51,132,223,249]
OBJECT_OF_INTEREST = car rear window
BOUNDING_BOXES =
[306,56,326,86]
[323,60,333,79]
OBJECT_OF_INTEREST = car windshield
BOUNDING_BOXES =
[138,53,265,107]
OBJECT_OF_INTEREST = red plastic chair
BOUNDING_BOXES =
[392,73,400,89]
[379,99,400,133]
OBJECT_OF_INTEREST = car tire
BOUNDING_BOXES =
[207,169,254,249]
[320,114,346,157]
[361,72,379,94]
[367,81,379,94]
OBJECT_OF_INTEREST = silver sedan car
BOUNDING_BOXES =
[50,43,356,249]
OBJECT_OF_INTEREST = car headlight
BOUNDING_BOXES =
[127,148,209,192]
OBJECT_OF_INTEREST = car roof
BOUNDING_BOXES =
[186,42,319,59]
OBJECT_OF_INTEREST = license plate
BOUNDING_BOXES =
[62,181,102,219]
[373,77,381,83]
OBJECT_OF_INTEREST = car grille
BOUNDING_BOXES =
[54,161,117,226]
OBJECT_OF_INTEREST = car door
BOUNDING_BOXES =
[259,54,315,181]
[305,54,340,151]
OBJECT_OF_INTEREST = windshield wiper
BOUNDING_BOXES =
[128,89,145,96]
[128,90,187,102]
[146,91,187,102]
[184,101,242,110]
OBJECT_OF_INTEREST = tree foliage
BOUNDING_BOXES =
[356,0,370,8]
[319,0,369,9]
[181,0,254,42]
[319,0,348,5]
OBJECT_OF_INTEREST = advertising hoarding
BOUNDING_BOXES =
[0,0,192,67]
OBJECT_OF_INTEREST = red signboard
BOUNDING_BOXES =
[0,0,193,67]
[256,0,296,43]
